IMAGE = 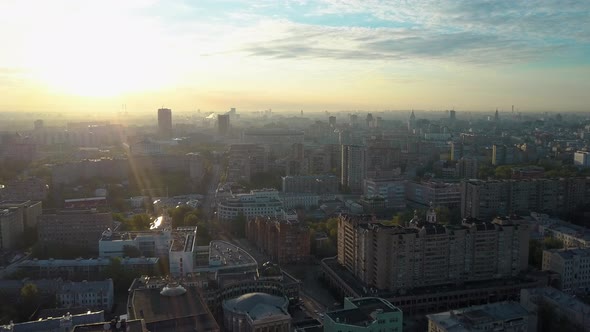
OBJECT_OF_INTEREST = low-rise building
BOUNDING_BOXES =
[169,227,197,277]
[279,193,320,210]
[406,180,461,208]
[57,279,114,311]
[217,189,284,221]
[324,297,402,332]
[0,311,105,332]
[363,178,406,209]
[542,248,590,294]
[520,287,590,332]
[281,175,339,194]
[426,302,535,332]
[99,228,173,258]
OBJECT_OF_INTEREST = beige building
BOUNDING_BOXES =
[337,211,529,292]
[542,248,590,294]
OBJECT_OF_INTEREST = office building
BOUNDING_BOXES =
[341,145,366,193]
[542,248,590,294]
[406,180,461,208]
[57,279,114,311]
[217,189,284,222]
[0,177,49,201]
[427,302,534,332]
[168,227,197,277]
[99,228,173,258]
[157,108,172,137]
[365,138,401,179]
[337,213,529,292]
[227,144,268,183]
[520,287,590,332]
[218,114,230,136]
[0,207,24,249]
[460,178,587,220]
[223,293,291,332]
[363,178,406,210]
[246,217,310,264]
[38,210,113,252]
[457,157,478,179]
[282,175,339,194]
[324,297,403,332]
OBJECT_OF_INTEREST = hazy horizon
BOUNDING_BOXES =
[1,0,589,113]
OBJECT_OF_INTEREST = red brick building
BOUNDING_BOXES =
[246,217,310,264]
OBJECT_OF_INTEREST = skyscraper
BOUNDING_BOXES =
[341,145,366,193]
[218,114,230,136]
[157,108,172,137]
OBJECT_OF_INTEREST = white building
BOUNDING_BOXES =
[279,193,319,210]
[531,213,590,248]
[169,227,198,277]
[217,189,284,221]
[574,151,590,167]
[99,228,172,258]
[543,248,590,294]
[57,279,114,310]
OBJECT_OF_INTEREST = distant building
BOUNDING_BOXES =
[426,302,534,332]
[324,297,403,332]
[15,257,160,280]
[223,293,291,332]
[543,248,590,294]
[57,279,114,311]
[227,144,268,183]
[574,151,590,167]
[38,210,113,252]
[520,287,590,332]
[341,145,366,193]
[406,180,461,208]
[218,114,230,136]
[246,217,310,264]
[457,157,478,179]
[0,311,105,332]
[363,178,406,210]
[461,178,587,220]
[157,108,172,137]
[243,128,304,156]
[217,189,284,222]
[0,200,41,229]
[0,177,49,201]
[281,175,339,194]
[0,207,24,249]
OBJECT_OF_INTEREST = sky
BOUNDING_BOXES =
[1,0,589,113]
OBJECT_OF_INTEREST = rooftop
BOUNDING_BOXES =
[202,240,258,271]
[547,247,590,259]
[129,286,218,331]
[523,287,590,314]
[427,302,530,331]
[72,319,147,332]
[170,227,197,252]
[223,292,289,321]
[326,298,400,327]
[18,257,159,268]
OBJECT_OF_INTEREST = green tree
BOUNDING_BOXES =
[494,165,513,179]
[20,283,40,320]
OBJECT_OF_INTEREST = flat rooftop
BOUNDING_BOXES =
[327,298,400,327]
[72,319,147,332]
[427,302,529,330]
[170,227,197,252]
[129,286,218,331]
[206,240,257,269]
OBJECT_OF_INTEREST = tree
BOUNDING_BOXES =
[232,213,247,238]
[20,283,40,320]
[494,165,513,179]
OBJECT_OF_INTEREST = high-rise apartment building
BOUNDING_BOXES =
[38,210,113,252]
[246,217,310,264]
[341,145,366,193]
[461,178,588,220]
[157,108,172,137]
[218,114,230,136]
[337,213,529,292]
[0,207,24,249]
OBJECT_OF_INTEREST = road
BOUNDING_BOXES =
[202,164,221,220]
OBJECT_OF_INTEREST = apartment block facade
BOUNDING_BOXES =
[38,210,113,252]
[246,217,310,264]
[337,214,529,291]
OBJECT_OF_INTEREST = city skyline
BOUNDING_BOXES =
[1,0,590,113]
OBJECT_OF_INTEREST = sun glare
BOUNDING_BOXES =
[25,9,175,97]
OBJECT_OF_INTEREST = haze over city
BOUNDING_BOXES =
[1,0,590,113]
